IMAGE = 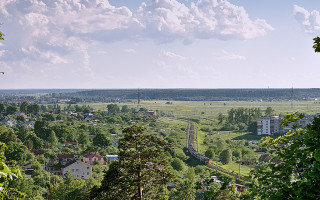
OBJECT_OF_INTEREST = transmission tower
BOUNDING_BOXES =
[291,84,294,109]
[137,88,141,104]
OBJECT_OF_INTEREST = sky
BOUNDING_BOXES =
[0,0,320,89]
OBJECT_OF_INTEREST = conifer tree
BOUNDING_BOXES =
[91,125,174,200]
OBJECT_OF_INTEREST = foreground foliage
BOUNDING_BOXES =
[250,113,320,199]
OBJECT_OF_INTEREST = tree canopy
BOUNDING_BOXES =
[250,113,320,199]
[313,36,320,52]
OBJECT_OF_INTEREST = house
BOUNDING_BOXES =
[84,113,93,121]
[147,110,157,117]
[59,142,78,150]
[14,112,28,118]
[50,154,76,166]
[85,132,96,139]
[167,182,175,191]
[112,140,119,147]
[30,149,44,157]
[106,155,119,162]
[210,176,222,184]
[0,118,16,127]
[84,153,105,165]
[23,163,34,177]
[61,160,92,180]
[17,122,34,128]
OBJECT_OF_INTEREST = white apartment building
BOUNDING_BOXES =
[257,116,281,135]
[62,160,92,180]
[257,114,319,136]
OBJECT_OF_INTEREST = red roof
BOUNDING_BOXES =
[57,154,74,159]
[84,153,104,159]
[64,142,77,145]
[30,149,44,156]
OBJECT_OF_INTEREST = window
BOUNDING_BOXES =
[76,169,79,172]
[87,167,89,170]
[72,169,74,172]
[87,172,90,175]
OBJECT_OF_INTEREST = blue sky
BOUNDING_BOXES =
[0,0,319,89]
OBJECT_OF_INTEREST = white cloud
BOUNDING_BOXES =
[136,0,274,42]
[159,49,185,60]
[293,5,320,33]
[213,50,246,61]
[0,0,272,78]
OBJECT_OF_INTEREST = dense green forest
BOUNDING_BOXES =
[2,88,320,103]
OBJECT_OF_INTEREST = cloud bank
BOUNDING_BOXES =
[0,0,273,74]
[293,5,320,33]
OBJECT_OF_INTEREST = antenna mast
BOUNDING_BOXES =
[291,84,294,109]
[137,88,141,105]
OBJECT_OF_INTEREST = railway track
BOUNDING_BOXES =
[187,122,247,181]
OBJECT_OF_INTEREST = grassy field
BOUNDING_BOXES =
[79,100,320,119]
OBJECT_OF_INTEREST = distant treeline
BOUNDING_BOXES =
[1,88,320,102]
[67,88,320,101]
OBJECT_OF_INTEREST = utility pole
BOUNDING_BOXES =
[291,84,294,109]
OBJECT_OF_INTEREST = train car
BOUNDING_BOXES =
[187,123,210,165]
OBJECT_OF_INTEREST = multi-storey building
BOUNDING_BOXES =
[257,114,319,135]
[257,116,281,135]
[62,160,92,180]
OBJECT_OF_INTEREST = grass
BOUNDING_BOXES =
[77,100,320,120]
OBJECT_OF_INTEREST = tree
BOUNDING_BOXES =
[217,113,225,124]
[0,31,3,40]
[313,36,320,52]
[78,131,89,146]
[121,105,130,113]
[214,139,226,153]
[0,142,25,199]
[250,113,320,199]
[107,104,120,114]
[0,103,6,113]
[205,149,215,159]
[49,170,88,200]
[219,149,232,165]
[20,101,29,114]
[6,104,17,115]
[170,168,196,200]
[48,130,58,147]
[34,120,51,140]
[265,107,274,115]
[171,158,185,171]
[91,125,174,200]
[92,133,110,148]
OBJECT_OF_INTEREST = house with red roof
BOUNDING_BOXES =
[84,153,105,165]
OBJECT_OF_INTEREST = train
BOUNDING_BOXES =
[187,123,210,165]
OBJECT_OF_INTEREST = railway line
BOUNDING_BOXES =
[187,122,247,181]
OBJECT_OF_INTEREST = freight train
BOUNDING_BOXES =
[187,123,210,165]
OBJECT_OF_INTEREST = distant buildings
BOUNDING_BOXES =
[84,153,105,165]
[257,114,319,135]
[0,118,16,126]
[106,155,119,162]
[257,116,281,135]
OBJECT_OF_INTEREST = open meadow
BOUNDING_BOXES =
[79,99,320,119]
